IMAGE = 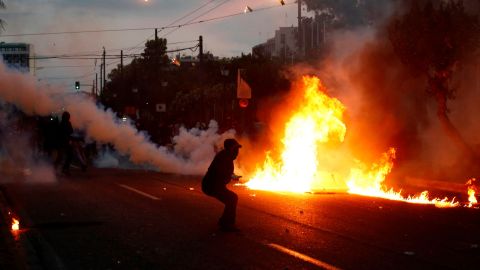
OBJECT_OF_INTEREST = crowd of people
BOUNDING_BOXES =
[1,104,244,232]
[0,106,94,176]
[38,111,95,175]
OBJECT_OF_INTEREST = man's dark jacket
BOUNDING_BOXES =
[59,120,73,147]
[202,149,234,193]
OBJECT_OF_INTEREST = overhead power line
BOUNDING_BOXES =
[36,65,93,69]
[100,0,219,71]
[36,44,199,81]
[33,40,198,59]
[101,0,223,72]
[165,0,218,28]
[0,2,294,38]
[161,0,231,38]
[30,45,198,60]
[36,1,294,82]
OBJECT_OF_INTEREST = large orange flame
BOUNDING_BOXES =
[247,76,346,192]
[245,76,459,207]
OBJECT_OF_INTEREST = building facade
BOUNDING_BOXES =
[253,27,298,62]
[0,42,35,75]
[252,15,328,61]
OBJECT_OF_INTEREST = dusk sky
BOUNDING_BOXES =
[0,0,299,88]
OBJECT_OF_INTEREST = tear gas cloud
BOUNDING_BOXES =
[0,105,56,183]
[0,63,236,176]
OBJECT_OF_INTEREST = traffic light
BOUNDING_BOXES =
[75,81,80,90]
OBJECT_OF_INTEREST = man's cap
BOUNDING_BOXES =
[224,138,242,149]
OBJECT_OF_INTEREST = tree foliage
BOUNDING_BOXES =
[103,38,290,141]
[0,1,6,30]
[388,0,480,159]
[389,0,480,102]
[302,0,394,28]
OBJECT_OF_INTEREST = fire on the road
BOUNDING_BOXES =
[466,178,478,208]
[11,218,20,231]
[245,76,465,208]
[247,76,346,193]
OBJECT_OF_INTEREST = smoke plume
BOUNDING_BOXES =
[291,0,480,182]
[0,63,236,176]
[0,105,56,183]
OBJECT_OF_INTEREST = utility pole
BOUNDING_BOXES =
[99,67,102,96]
[95,73,98,96]
[199,35,203,65]
[120,50,123,75]
[102,47,106,95]
[298,0,303,58]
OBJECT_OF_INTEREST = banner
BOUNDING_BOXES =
[237,69,252,99]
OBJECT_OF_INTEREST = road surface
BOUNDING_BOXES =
[1,168,479,269]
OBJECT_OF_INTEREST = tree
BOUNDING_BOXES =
[140,38,169,68]
[388,0,480,159]
[302,0,394,28]
[0,1,6,30]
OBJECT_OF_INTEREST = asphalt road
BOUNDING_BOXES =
[1,168,479,269]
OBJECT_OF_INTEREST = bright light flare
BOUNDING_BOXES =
[11,218,20,231]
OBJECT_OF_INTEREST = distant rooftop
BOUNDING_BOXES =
[0,42,30,47]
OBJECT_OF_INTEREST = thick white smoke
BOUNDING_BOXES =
[0,63,236,175]
[0,105,56,183]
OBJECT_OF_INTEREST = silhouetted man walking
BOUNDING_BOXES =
[202,138,242,232]
[55,111,73,175]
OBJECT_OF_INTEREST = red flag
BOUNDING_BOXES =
[237,69,252,99]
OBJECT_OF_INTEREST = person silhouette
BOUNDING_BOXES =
[55,111,73,175]
[202,138,242,232]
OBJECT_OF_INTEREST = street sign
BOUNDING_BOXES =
[237,69,251,99]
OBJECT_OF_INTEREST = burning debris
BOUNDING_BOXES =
[466,178,478,208]
[11,217,20,231]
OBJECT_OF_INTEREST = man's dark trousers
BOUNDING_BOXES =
[204,187,238,228]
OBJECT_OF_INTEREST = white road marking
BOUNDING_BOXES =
[117,184,161,200]
[267,243,341,270]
